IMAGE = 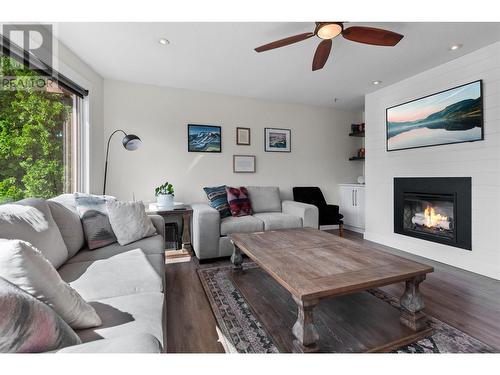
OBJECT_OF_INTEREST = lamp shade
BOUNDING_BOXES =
[122,134,141,151]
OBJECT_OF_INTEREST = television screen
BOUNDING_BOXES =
[386,80,483,151]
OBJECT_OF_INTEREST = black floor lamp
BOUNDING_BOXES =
[103,129,141,195]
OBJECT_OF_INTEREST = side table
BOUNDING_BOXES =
[146,204,193,257]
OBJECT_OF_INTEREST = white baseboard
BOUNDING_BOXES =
[344,225,365,234]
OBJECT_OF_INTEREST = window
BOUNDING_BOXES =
[0,55,83,203]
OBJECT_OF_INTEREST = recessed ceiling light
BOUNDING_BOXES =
[450,44,462,51]
[372,80,382,85]
[158,38,170,46]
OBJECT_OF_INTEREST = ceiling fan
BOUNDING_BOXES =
[254,22,404,71]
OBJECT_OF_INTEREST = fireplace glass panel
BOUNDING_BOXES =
[403,193,455,240]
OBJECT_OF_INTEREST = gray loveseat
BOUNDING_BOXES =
[0,194,166,353]
[192,186,319,260]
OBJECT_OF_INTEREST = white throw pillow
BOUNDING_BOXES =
[0,198,69,268]
[0,239,102,329]
[106,200,157,246]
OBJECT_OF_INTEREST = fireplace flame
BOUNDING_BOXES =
[424,206,448,228]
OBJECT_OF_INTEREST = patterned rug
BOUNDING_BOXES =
[198,263,496,353]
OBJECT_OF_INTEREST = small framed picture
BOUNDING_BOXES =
[187,124,221,153]
[233,155,256,173]
[236,127,251,145]
[265,128,291,152]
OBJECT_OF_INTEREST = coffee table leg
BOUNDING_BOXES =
[181,212,192,254]
[292,297,320,353]
[400,275,428,331]
[230,240,243,271]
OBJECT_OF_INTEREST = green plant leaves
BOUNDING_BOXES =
[154,181,174,196]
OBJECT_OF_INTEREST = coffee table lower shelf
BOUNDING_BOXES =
[230,267,433,353]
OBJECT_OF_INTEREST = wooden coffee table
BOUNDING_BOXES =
[229,228,434,353]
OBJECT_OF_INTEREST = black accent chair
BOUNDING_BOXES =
[292,187,344,236]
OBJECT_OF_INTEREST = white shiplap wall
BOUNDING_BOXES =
[364,41,500,280]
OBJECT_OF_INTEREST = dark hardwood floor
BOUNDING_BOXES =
[165,230,500,353]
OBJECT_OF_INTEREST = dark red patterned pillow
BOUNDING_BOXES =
[225,186,253,217]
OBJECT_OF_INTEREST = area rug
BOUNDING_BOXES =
[198,263,496,353]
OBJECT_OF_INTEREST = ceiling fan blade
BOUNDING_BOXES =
[342,26,403,46]
[255,32,315,52]
[312,39,332,71]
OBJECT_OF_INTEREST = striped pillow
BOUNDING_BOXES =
[0,277,81,353]
[203,186,231,219]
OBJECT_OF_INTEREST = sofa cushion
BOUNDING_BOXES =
[75,193,117,250]
[0,198,68,268]
[47,200,85,258]
[252,212,302,231]
[55,333,162,353]
[0,277,81,353]
[76,292,164,346]
[226,186,253,217]
[50,193,79,213]
[58,249,163,301]
[246,186,281,213]
[65,235,165,264]
[0,239,101,329]
[106,200,156,246]
[220,215,264,236]
[203,185,231,219]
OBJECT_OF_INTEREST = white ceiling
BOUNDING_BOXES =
[56,22,500,111]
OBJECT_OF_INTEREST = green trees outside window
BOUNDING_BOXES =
[0,56,75,203]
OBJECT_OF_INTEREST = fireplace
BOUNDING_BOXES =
[394,178,471,250]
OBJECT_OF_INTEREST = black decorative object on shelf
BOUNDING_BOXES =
[349,132,365,137]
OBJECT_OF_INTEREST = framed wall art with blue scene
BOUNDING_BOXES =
[264,127,291,152]
[188,124,222,153]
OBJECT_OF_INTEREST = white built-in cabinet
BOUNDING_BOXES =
[339,184,365,233]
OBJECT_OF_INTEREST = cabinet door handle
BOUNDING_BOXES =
[352,190,354,206]
[355,190,357,206]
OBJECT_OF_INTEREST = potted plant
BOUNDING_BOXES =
[155,181,175,209]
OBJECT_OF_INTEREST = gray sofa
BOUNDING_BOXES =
[192,186,319,260]
[0,194,166,353]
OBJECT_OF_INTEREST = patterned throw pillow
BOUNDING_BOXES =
[225,186,253,217]
[0,239,102,329]
[0,277,81,353]
[203,185,231,219]
[74,193,117,250]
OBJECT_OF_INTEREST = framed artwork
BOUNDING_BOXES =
[187,124,221,153]
[233,155,256,173]
[236,127,251,145]
[386,80,483,151]
[264,127,291,152]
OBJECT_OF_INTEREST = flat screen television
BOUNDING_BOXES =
[386,80,483,151]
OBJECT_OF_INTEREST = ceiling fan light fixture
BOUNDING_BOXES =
[316,23,343,40]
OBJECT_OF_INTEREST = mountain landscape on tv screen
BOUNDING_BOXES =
[387,97,482,139]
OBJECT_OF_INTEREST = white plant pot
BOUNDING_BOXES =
[157,194,174,209]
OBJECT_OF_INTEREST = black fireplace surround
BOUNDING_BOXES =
[394,177,471,250]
